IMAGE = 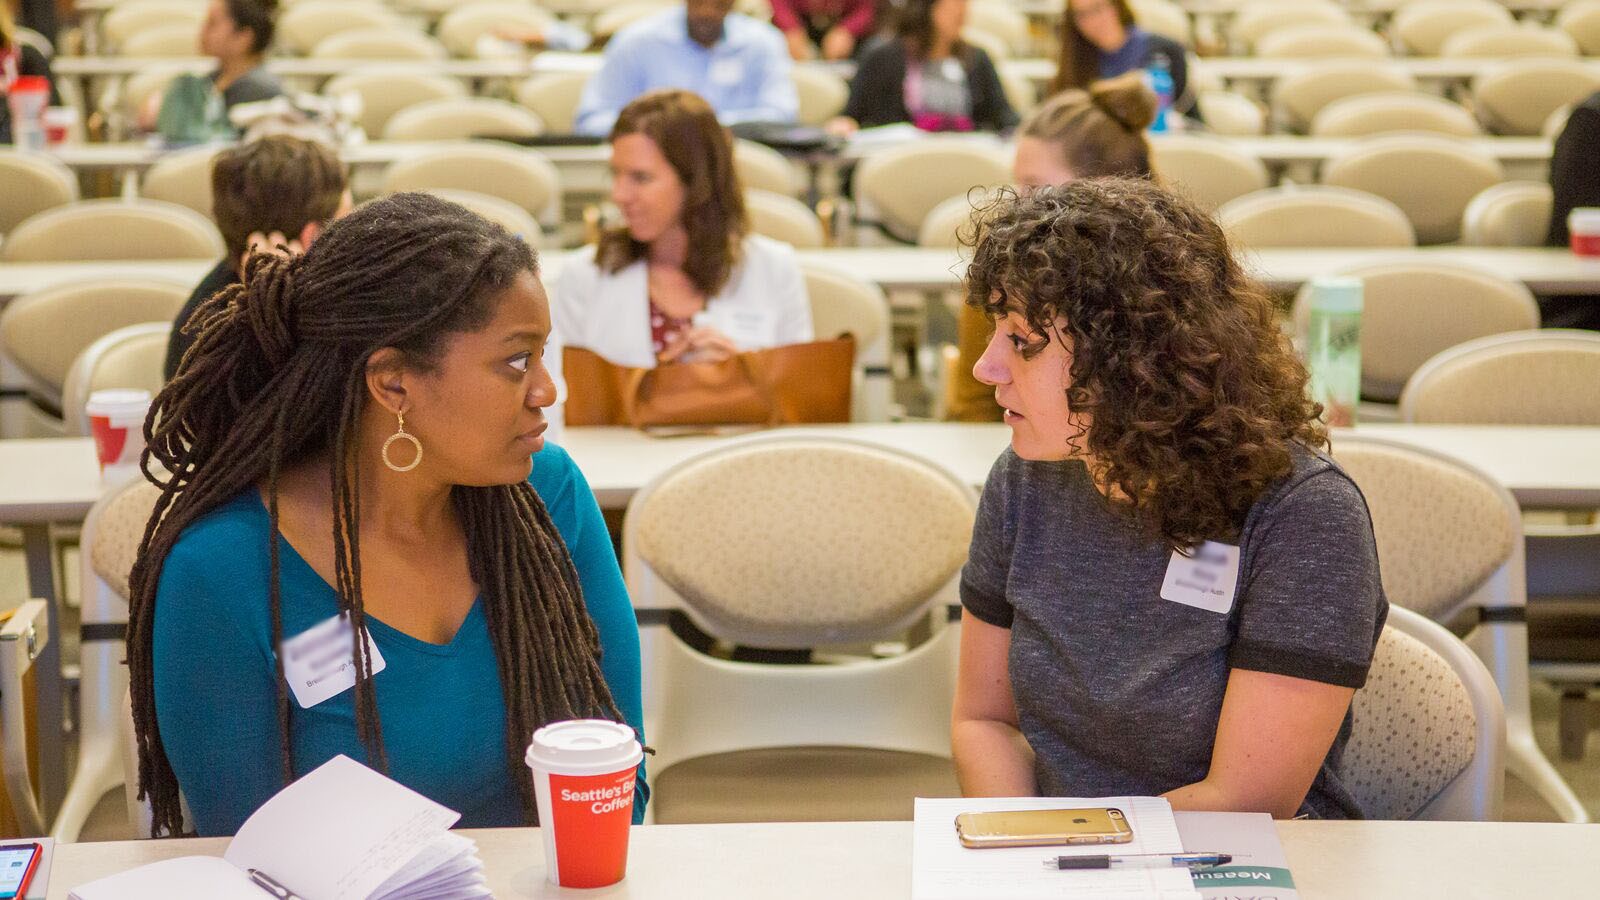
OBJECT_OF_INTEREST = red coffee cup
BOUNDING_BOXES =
[42,107,75,145]
[526,719,642,889]
[1569,208,1600,258]
[85,389,152,485]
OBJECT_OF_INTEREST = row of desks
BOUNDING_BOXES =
[4,247,1599,301]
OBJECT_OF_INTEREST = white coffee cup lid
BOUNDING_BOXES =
[526,719,641,776]
[1569,208,1600,233]
[86,388,152,416]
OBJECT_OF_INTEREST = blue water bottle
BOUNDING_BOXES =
[1305,277,1363,427]
[1146,58,1174,133]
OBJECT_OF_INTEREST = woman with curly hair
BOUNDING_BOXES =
[951,178,1388,819]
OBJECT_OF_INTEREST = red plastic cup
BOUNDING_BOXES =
[86,389,151,485]
[1570,209,1600,258]
[42,107,75,145]
[526,719,642,889]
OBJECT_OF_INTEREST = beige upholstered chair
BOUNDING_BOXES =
[420,188,542,246]
[1228,0,1348,52]
[1558,0,1600,55]
[1392,0,1512,56]
[733,139,803,198]
[1130,0,1193,47]
[745,189,825,248]
[1472,60,1600,136]
[102,64,196,140]
[118,24,199,57]
[1331,434,1586,823]
[999,68,1038,119]
[325,70,466,138]
[916,192,985,248]
[62,323,171,435]
[0,278,188,436]
[801,262,891,421]
[965,1,1031,56]
[1345,605,1504,821]
[1272,62,1417,133]
[593,1,670,43]
[0,150,78,235]
[382,97,544,141]
[277,0,401,55]
[626,436,975,822]
[1292,262,1538,403]
[1217,185,1415,248]
[1462,181,1553,247]
[792,66,848,126]
[380,143,561,221]
[852,140,1010,243]
[1310,92,1481,138]
[1148,134,1270,214]
[0,200,225,262]
[514,72,590,134]
[1442,24,1579,59]
[436,2,553,57]
[1195,90,1265,136]
[1321,135,1504,244]
[101,0,204,50]
[1256,24,1389,59]
[140,146,221,219]
[310,28,447,60]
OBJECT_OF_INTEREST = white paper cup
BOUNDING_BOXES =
[86,389,151,485]
[526,719,642,888]
[1569,208,1600,258]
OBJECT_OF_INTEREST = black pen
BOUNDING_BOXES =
[247,868,305,899]
[1042,852,1233,870]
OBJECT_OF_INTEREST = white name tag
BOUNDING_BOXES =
[280,613,387,709]
[1159,541,1240,615]
[708,58,743,85]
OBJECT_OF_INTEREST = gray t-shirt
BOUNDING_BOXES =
[960,444,1388,819]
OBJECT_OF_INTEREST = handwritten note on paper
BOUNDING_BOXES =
[911,797,1202,900]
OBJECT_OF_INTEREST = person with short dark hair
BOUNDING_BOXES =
[832,0,1017,134]
[952,179,1386,819]
[142,0,284,138]
[164,136,350,380]
[1543,90,1600,330]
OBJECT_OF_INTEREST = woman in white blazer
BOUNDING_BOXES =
[553,88,813,371]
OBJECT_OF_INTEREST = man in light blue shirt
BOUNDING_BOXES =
[574,0,799,136]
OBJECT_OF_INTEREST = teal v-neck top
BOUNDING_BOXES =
[152,444,648,836]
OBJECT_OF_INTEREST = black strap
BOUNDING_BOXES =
[1479,607,1528,624]
[80,622,129,642]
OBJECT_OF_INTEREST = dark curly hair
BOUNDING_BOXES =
[964,178,1328,550]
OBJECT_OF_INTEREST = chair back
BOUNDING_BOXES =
[1218,185,1415,248]
[1400,330,1600,425]
[382,97,544,141]
[326,69,467,137]
[745,190,824,248]
[437,2,553,57]
[965,1,1031,55]
[1256,24,1389,59]
[1392,0,1512,55]
[1311,92,1481,138]
[733,139,802,197]
[421,188,543,246]
[0,278,189,410]
[277,0,401,54]
[1462,181,1553,247]
[0,601,50,838]
[1149,134,1270,213]
[118,23,199,57]
[1131,0,1193,46]
[801,262,890,421]
[1321,134,1504,244]
[0,150,78,235]
[102,0,205,49]
[0,199,225,262]
[1292,262,1538,402]
[853,139,1012,243]
[380,143,561,220]
[140,146,222,219]
[916,192,986,248]
[1441,23,1579,58]
[62,323,173,435]
[514,71,591,134]
[1558,0,1600,54]
[1346,605,1504,820]
[593,1,669,42]
[1272,61,1416,133]
[1195,91,1265,136]
[1471,60,1600,136]
[1229,0,1348,51]
[310,28,447,60]
[791,66,848,126]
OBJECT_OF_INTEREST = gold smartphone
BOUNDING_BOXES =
[953,807,1134,849]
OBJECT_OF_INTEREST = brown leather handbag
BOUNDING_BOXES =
[563,337,855,429]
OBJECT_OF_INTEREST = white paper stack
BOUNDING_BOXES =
[912,796,1202,900]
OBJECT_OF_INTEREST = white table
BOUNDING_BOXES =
[4,247,1600,303]
[41,818,1600,899]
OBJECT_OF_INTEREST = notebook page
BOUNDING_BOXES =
[370,833,481,900]
[224,755,460,900]
[67,856,263,900]
[912,797,1202,900]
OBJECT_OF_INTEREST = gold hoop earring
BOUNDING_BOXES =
[381,410,422,473]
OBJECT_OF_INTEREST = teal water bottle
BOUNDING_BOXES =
[1306,277,1362,427]
[1146,58,1173,133]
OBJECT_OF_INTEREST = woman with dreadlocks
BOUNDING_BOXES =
[127,192,646,837]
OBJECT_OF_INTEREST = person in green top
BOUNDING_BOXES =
[126,193,646,837]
